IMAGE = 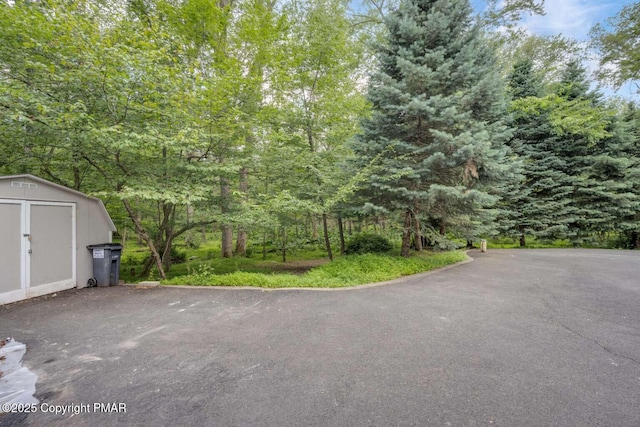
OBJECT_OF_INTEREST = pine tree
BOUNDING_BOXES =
[506,59,576,245]
[597,103,640,248]
[508,60,639,246]
[352,0,512,256]
[553,61,626,245]
[621,104,640,249]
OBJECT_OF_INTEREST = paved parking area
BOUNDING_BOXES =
[1,249,639,426]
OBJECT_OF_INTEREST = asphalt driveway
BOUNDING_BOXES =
[1,249,639,426]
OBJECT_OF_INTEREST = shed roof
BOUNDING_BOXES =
[0,174,117,232]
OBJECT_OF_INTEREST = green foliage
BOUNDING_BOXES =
[163,251,468,288]
[421,227,463,251]
[503,59,640,246]
[486,236,572,249]
[481,0,545,28]
[510,94,613,142]
[170,247,187,264]
[352,0,514,255]
[480,0,583,83]
[607,232,640,250]
[344,234,392,255]
[183,230,201,249]
[491,32,584,82]
[590,2,640,89]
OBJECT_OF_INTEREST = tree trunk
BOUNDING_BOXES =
[281,227,287,262]
[338,215,345,255]
[631,231,640,249]
[236,228,247,256]
[411,211,422,252]
[187,204,194,224]
[220,176,233,258]
[122,199,166,279]
[221,224,233,258]
[160,203,175,272]
[518,226,526,247]
[263,232,267,260]
[140,255,154,278]
[136,215,143,245]
[401,209,412,258]
[323,213,333,261]
[348,220,352,236]
[71,165,81,190]
[311,215,319,240]
[162,234,174,272]
[235,166,248,256]
[439,221,446,236]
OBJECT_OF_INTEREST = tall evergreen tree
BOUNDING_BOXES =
[553,61,624,245]
[589,103,640,248]
[508,60,639,246]
[352,0,512,256]
[506,59,575,245]
[616,103,640,248]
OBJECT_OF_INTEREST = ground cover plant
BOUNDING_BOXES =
[162,251,468,288]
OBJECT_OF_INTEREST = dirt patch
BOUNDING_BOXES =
[258,259,330,275]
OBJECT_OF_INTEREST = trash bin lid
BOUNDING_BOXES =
[87,243,123,250]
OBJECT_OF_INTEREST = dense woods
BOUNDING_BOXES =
[1,0,639,279]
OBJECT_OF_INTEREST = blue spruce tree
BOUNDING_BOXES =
[352,0,513,256]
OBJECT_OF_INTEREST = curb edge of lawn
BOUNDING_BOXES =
[153,250,475,292]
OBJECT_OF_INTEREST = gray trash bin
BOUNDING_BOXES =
[87,243,123,287]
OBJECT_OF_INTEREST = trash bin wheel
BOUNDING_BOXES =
[87,277,98,287]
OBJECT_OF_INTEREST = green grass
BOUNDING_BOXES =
[118,239,332,282]
[486,236,572,249]
[162,251,468,288]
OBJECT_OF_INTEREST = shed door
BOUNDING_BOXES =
[26,202,76,298]
[0,200,76,304]
[0,200,24,304]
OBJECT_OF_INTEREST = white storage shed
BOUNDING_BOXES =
[0,174,116,305]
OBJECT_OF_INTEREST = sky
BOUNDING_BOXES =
[470,0,631,40]
[469,0,638,99]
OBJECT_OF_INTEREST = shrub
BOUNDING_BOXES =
[170,247,187,264]
[121,253,146,266]
[345,234,392,254]
[607,232,637,249]
[183,230,201,249]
